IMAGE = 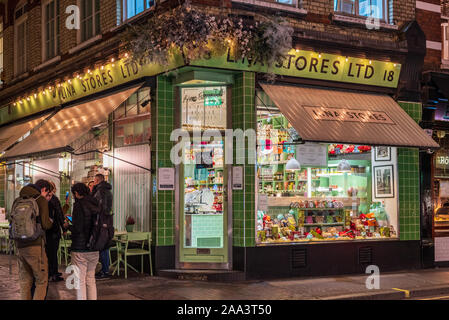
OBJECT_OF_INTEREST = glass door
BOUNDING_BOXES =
[178,86,229,268]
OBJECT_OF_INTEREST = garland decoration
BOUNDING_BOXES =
[124,2,293,77]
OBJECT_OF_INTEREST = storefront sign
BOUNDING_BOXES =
[232,166,243,190]
[5,47,401,125]
[304,106,395,124]
[435,237,449,262]
[158,167,175,190]
[192,48,402,88]
[436,151,449,169]
[296,142,328,167]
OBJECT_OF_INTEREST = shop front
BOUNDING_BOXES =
[0,45,440,278]
[0,82,153,233]
[420,72,449,267]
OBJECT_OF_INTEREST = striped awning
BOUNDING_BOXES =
[0,113,52,154]
[260,83,439,149]
[1,84,142,160]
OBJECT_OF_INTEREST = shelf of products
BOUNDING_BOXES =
[256,113,397,243]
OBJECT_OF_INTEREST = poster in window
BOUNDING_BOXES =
[375,146,391,161]
[374,165,394,198]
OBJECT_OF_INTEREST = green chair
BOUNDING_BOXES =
[58,232,72,266]
[118,232,152,279]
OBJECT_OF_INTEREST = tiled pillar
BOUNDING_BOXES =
[397,101,422,241]
[232,72,256,247]
[152,75,175,246]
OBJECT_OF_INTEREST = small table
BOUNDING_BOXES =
[110,231,137,276]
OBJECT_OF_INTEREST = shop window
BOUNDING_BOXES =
[80,0,100,43]
[181,86,227,130]
[256,97,399,244]
[14,3,27,76]
[113,88,151,148]
[43,0,60,61]
[334,0,389,21]
[118,0,155,23]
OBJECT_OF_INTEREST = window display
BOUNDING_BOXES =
[256,111,399,244]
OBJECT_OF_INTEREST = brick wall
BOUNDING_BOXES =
[101,0,118,32]
[27,4,42,71]
[416,0,444,71]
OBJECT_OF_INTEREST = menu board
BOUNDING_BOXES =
[296,142,328,167]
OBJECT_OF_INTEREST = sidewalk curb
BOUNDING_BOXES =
[321,284,449,300]
[321,290,404,300]
[409,285,449,299]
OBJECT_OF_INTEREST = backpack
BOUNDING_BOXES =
[87,210,115,251]
[8,195,44,243]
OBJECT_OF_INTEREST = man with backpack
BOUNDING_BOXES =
[9,179,53,300]
[91,174,114,279]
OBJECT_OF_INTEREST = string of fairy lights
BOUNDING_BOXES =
[10,49,400,107]
[11,53,130,107]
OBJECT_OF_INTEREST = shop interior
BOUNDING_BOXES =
[256,97,399,244]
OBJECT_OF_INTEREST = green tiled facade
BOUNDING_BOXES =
[232,72,256,247]
[152,75,175,246]
[397,101,422,241]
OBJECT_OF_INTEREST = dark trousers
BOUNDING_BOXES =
[45,234,60,277]
[99,249,110,274]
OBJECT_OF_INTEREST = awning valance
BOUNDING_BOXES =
[0,113,52,154]
[1,84,142,161]
[259,83,439,149]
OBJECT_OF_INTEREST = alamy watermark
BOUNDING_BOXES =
[365,265,380,290]
[170,128,257,166]
[65,265,80,290]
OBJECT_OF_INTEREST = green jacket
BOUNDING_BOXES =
[15,185,52,248]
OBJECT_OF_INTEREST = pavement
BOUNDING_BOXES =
[3,253,449,300]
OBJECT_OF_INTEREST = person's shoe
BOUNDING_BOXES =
[55,272,63,277]
[95,271,104,279]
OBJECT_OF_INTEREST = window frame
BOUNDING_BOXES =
[42,0,60,62]
[0,19,4,85]
[78,0,101,44]
[443,22,449,63]
[334,0,389,23]
[14,3,28,77]
[118,0,155,24]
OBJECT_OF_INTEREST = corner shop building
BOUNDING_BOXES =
[0,48,439,279]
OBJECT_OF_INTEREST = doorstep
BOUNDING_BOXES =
[158,269,246,282]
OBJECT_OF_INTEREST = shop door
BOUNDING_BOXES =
[177,86,230,269]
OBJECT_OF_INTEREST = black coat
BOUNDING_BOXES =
[69,195,101,252]
[92,181,113,215]
[46,195,65,239]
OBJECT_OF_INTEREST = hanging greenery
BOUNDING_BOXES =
[123,2,293,77]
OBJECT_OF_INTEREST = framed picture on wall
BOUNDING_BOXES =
[375,146,391,161]
[374,165,394,198]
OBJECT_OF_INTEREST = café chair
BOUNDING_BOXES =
[117,232,153,279]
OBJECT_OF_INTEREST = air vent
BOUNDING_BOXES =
[292,248,307,269]
[359,247,373,264]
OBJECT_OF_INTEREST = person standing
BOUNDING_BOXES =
[65,183,101,300]
[92,174,113,279]
[45,181,66,282]
[11,179,53,300]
